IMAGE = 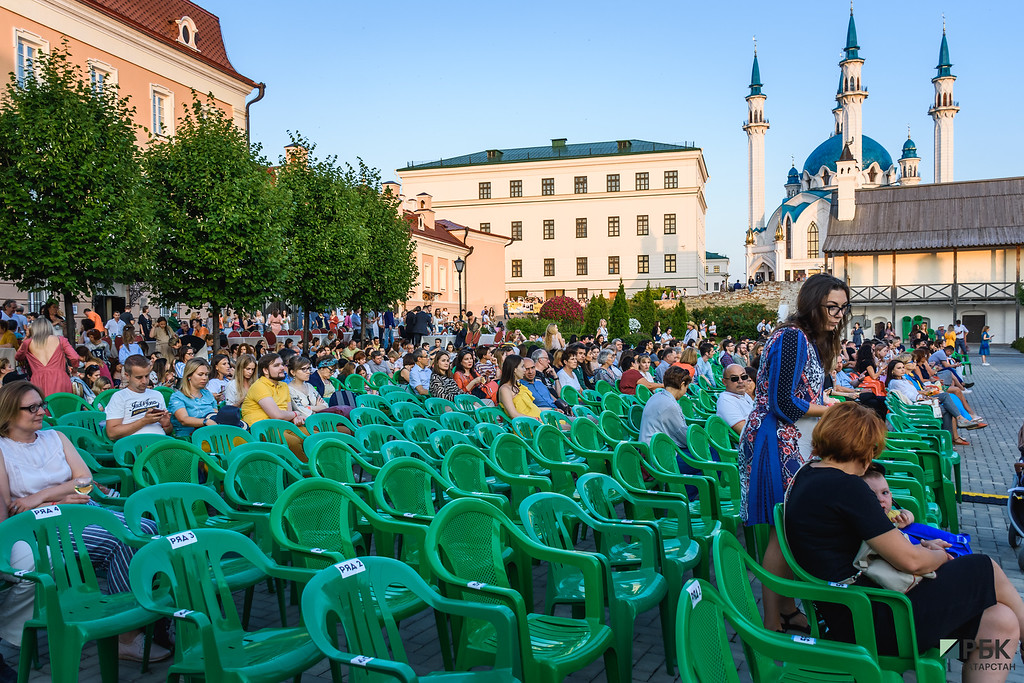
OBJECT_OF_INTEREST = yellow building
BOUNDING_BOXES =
[396,138,709,301]
[1,0,259,321]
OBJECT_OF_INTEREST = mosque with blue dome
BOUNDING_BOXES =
[744,10,956,282]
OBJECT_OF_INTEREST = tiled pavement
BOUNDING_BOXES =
[12,345,1024,682]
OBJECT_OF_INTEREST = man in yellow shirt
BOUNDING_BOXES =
[241,353,305,427]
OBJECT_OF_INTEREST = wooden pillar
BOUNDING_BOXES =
[844,252,849,286]
[1016,246,1021,340]
[952,248,958,320]
[891,252,897,326]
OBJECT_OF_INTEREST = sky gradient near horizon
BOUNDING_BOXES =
[201,0,1024,275]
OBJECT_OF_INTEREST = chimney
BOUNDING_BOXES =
[283,143,308,165]
[415,192,434,229]
[616,140,632,152]
[835,141,859,221]
[486,149,503,161]
[551,138,567,149]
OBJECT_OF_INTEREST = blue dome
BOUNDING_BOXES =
[802,134,894,174]
[787,165,800,184]
[901,137,918,159]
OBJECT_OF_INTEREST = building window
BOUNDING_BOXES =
[15,30,48,87]
[509,179,522,197]
[607,216,620,237]
[544,259,555,277]
[786,219,793,259]
[175,16,199,50]
[635,172,649,190]
[543,220,554,240]
[664,170,678,189]
[542,178,554,195]
[576,218,587,239]
[27,287,49,313]
[479,223,490,233]
[439,265,447,291]
[608,256,620,275]
[664,213,676,235]
[664,254,677,273]
[574,176,587,194]
[151,85,174,137]
[638,255,649,274]
[577,288,588,300]
[606,174,620,192]
[423,262,432,290]
[713,265,720,273]
[807,222,819,258]
[705,265,709,274]
[511,260,523,278]
[636,215,649,236]
[577,257,588,275]
[88,59,117,93]
[478,182,491,199]
[511,221,522,241]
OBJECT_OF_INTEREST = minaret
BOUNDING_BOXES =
[929,23,958,183]
[832,73,844,137]
[743,43,769,231]
[785,159,801,198]
[837,8,867,166]
[836,141,860,221]
[899,129,922,186]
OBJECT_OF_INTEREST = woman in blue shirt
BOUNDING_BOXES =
[169,358,219,437]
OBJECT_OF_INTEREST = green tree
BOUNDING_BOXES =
[0,45,151,331]
[276,134,351,341]
[609,279,629,338]
[630,282,658,336]
[144,93,291,351]
[668,299,689,337]
[583,294,609,335]
[340,160,418,339]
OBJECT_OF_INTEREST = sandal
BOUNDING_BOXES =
[778,609,812,635]
[965,422,988,430]
[953,437,970,446]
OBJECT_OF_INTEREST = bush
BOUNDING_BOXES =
[629,283,658,336]
[609,280,629,338]
[583,294,609,335]
[689,303,776,340]
[1012,338,1024,353]
[538,296,584,325]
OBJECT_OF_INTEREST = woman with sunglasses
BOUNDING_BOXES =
[739,272,849,634]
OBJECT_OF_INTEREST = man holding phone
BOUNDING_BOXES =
[105,354,173,439]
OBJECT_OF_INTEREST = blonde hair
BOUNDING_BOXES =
[179,358,211,399]
[232,354,256,400]
[28,317,54,345]
[543,323,559,349]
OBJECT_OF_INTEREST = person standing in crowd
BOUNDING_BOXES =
[151,317,173,360]
[382,308,395,348]
[739,273,848,633]
[104,310,125,339]
[979,326,992,366]
[117,326,145,364]
[137,305,153,341]
[15,319,79,398]
[851,321,864,347]
[105,354,173,439]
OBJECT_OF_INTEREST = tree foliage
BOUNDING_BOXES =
[668,299,689,336]
[0,44,151,328]
[583,294,609,335]
[338,160,417,337]
[629,282,658,336]
[609,280,629,339]
[276,134,351,339]
[144,93,291,349]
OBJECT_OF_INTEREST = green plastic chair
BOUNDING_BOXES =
[128,529,332,683]
[567,417,614,473]
[356,392,393,411]
[249,418,307,449]
[0,504,161,683]
[492,432,583,501]
[132,439,227,490]
[224,450,304,512]
[346,373,371,394]
[439,411,476,434]
[302,556,521,683]
[559,385,580,406]
[381,439,442,469]
[424,397,459,416]
[403,417,441,443]
[56,410,110,445]
[191,424,251,460]
[368,371,395,389]
[598,410,635,442]
[392,401,433,422]
[355,424,404,467]
[632,383,652,405]
[599,393,627,417]
[475,405,508,426]
[350,406,398,428]
[678,577,887,683]
[425,498,618,683]
[770,505,948,682]
[703,415,740,462]
[123,482,267,627]
[46,391,96,418]
[539,409,572,431]
[452,394,485,413]
[509,416,541,442]
[113,433,172,468]
[228,441,309,474]
[92,388,119,412]
[304,411,356,435]
[426,429,474,462]
[441,444,530,517]
[153,385,174,404]
[380,384,414,398]
[519,492,671,678]
[372,458,450,524]
[533,424,588,470]
[305,433,380,490]
[472,422,507,450]
[668,427,744,537]
[594,379,615,396]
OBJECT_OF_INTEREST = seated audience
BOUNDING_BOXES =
[169,358,220,437]
[497,354,542,420]
[618,352,663,395]
[105,354,173,439]
[224,354,256,407]
[716,363,754,434]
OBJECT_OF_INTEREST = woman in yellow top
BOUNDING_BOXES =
[944,325,956,349]
[497,354,542,420]
[0,320,16,349]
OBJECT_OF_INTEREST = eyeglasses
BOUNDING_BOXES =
[726,374,749,382]
[20,401,48,414]
[824,303,852,317]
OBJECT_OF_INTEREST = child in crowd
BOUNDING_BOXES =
[862,463,914,527]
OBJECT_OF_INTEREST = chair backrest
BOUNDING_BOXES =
[229,441,305,471]
[349,407,393,428]
[441,443,493,493]
[49,425,112,458]
[474,406,507,426]
[379,384,411,398]
[533,424,570,464]
[133,440,226,489]
[191,425,251,460]
[439,411,475,433]
[270,478,363,569]
[490,432,532,476]
[249,418,306,447]
[684,424,713,461]
[154,385,174,404]
[648,432,685,473]
[345,373,370,394]
[634,383,652,405]
[598,410,629,444]
[473,422,507,449]
[380,439,439,467]
[56,411,108,441]
[391,401,431,422]
[676,578,741,683]
[510,416,541,442]
[452,394,484,413]
[355,424,403,459]
[47,392,95,418]
[427,429,473,460]
[600,392,625,416]
[594,379,615,396]
[560,385,580,406]
[704,415,735,450]
[539,409,572,431]
[372,458,444,517]
[677,395,696,419]
[306,433,373,483]
[424,397,458,416]
[224,450,303,508]
[304,412,356,435]
[368,371,394,389]
[124,482,234,535]
[114,433,172,468]
[92,388,119,412]
[355,393,392,413]
[402,417,440,443]
[425,498,514,598]
[570,416,606,451]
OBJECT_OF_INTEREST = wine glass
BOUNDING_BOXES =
[73,476,93,495]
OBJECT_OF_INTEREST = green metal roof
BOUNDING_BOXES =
[749,52,763,96]
[843,11,860,60]
[935,31,953,78]
[706,251,729,261]
[403,139,699,170]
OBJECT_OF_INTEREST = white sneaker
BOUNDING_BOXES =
[118,633,171,663]
[982,362,990,366]
[963,389,973,394]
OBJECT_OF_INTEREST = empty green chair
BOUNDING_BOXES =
[453,394,485,413]
[427,429,473,462]
[229,441,309,473]
[346,373,371,394]
[472,422,507,449]
[539,409,572,431]
[356,424,404,467]
[424,397,458,416]
[128,529,332,683]
[46,392,95,418]
[658,428,744,538]
[425,498,618,683]
[350,406,397,428]
[224,450,303,512]
[568,417,614,473]
[355,393,394,413]
[368,371,395,389]
[678,578,886,683]
[373,458,450,526]
[519,492,671,679]
[304,411,356,435]
[249,418,307,450]
[475,405,508,426]
[392,401,433,422]
[634,383,652,405]
[594,379,616,396]
[441,444,530,517]
[305,433,379,490]
[132,439,227,490]
[439,411,476,434]
[510,416,542,442]
[113,433,171,468]
[381,439,442,469]
[56,411,109,445]
[403,417,441,444]
[191,424,251,461]
[302,556,520,683]
[559,385,580,406]
[532,424,588,471]
[598,410,634,443]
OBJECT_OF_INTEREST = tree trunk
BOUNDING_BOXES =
[211,302,221,353]
[62,289,76,342]
[302,298,311,355]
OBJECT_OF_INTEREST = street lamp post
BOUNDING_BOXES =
[454,256,466,320]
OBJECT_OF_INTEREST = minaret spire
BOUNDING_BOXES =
[929,20,958,182]
[838,7,867,168]
[743,45,769,234]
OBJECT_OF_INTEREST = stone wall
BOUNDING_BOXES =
[656,281,801,319]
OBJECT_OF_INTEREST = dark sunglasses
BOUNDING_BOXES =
[726,374,749,382]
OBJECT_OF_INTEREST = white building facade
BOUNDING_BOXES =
[396,139,708,300]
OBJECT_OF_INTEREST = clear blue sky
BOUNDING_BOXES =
[203,0,1023,273]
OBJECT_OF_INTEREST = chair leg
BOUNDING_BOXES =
[275,578,289,627]
[241,585,255,629]
[96,636,119,683]
[17,627,36,683]
[48,643,84,683]
[602,643,621,683]
[660,595,676,675]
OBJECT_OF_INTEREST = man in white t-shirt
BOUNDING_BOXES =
[953,319,969,355]
[716,364,755,434]
[104,310,126,339]
[105,354,172,439]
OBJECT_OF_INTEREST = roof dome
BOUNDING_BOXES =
[803,134,894,174]
[787,164,800,184]
[901,137,918,159]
